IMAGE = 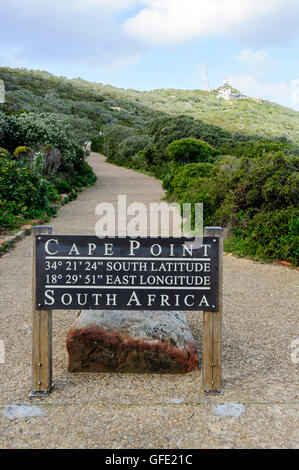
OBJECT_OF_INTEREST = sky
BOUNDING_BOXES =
[0,0,299,110]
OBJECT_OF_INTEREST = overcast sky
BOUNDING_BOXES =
[0,0,299,109]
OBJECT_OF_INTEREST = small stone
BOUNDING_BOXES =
[66,310,199,374]
[3,405,46,421]
[15,231,26,239]
[170,398,184,404]
[213,402,246,418]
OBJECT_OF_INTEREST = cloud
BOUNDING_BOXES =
[238,49,270,68]
[228,73,299,110]
[291,80,299,104]
[227,49,299,109]
[234,48,277,80]
[125,0,299,45]
[0,1,142,76]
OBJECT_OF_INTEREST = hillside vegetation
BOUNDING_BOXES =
[0,67,298,264]
[1,67,299,143]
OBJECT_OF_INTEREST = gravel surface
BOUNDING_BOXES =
[0,153,298,449]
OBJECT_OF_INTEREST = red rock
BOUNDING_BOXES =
[66,310,199,374]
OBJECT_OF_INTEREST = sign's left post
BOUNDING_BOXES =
[30,226,53,397]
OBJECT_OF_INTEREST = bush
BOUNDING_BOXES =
[146,115,234,151]
[103,124,135,161]
[13,146,32,160]
[91,135,104,153]
[53,177,72,194]
[166,138,215,165]
[163,162,213,196]
[211,152,298,222]
[73,145,85,171]
[0,159,59,227]
[217,140,291,159]
[164,151,299,264]
[71,161,97,188]
[117,135,151,164]
[224,207,299,265]
[0,147,9,160]
[0,86,98,233]
[0,111,77,175]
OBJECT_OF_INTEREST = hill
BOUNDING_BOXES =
[138,88,299,143]
[1,67,299,143]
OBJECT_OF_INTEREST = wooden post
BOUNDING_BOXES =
[30,226,53,397]
[202,226,223,393]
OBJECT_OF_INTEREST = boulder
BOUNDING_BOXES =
[66,310,199,373]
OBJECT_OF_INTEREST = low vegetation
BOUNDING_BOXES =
[103,116,299,265]
[164,152,298,265]
[0,111,96,232]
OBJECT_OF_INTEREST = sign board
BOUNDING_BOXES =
[35,236,219,311]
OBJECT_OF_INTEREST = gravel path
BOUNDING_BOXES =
[0,153,298,449]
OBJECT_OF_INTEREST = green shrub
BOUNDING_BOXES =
[91,135,104,153]
[163,162,213,197]
[13,146,32,160]
[0,109,97,232]
[146,115,234,151]
[130,147,169,177]
[165,151,299,264]
[117,135,151,164]
[225,207,299,265]
[0,112,78,175]
[0,157,96,231]
[71,161,97,188]
[103,124,135,161]
[217,140,291,159]
[0,147,9,160]
[166,138,215,165]
[73,145,85,171]
[0,159,59,229]
[53,177,72,194]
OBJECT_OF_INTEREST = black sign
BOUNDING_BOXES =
[35,236,219,311]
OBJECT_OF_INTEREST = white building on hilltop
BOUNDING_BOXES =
[217,79,247,101]
[217,87,233,101]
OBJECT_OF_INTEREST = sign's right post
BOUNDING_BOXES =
[202,226,223,392]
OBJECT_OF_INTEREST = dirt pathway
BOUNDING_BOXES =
[0,153,298,448]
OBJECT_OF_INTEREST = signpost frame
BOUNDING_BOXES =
[30,226,223,396]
